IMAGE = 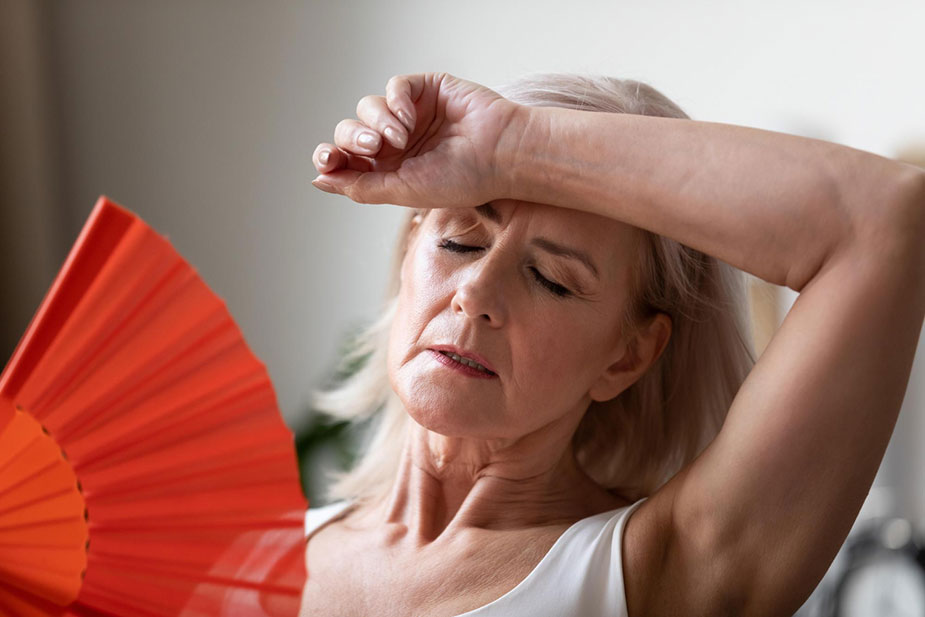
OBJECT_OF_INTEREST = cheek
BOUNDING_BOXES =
[508,318,609,407]
[401,244,452,308]
[386,294,422,386]
[386,252,446,383]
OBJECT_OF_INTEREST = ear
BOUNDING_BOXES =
[400,212,425,285]
[409,211,424,240]
[588,312,672,403]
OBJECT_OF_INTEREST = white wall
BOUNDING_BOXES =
[44,0,925,513]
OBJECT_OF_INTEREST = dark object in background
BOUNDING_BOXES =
[294,331,371,506]
[296,414,361,505]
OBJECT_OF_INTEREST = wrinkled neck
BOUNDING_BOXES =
[365,417,620,545]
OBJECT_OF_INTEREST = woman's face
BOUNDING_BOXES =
[387,200,645,440]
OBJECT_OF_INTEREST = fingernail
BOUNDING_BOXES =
[397,110,412,130]
[384,126,406,149]
[318,150,330,165]
[358,132,380,149]
[312,179,335,193]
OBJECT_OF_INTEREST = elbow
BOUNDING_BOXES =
[856,163,925,250]
[790,163,924,294]
[897,165,925,243]
[817,162,925,284]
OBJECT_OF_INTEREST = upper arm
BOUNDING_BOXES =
[635,179,925,616]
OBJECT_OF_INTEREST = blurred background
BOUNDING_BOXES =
[2,1,924,614]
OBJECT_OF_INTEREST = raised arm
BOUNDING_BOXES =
[506,107,923,292]
[311,72,925,616]
[508,105,925,615]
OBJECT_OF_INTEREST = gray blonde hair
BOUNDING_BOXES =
[312,74,756,507]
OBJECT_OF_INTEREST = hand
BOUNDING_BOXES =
[311,72,523,208]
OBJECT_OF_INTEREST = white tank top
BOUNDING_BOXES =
[305,497,646,617]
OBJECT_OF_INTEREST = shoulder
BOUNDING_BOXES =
[622,491,669,616]
[622,478,742,617]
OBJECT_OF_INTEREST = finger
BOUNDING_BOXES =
[386,74,427,132]
[312,143,375,175]
[333,118,383,156]
[356,95,408,149]
[312,142,341,173]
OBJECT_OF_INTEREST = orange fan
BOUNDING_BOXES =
[0,197,307,616]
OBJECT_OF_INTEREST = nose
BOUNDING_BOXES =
[451,258,507,327]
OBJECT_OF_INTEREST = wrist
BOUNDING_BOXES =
[492,103,553,203]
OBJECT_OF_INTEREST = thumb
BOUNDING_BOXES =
[312,170,409,205]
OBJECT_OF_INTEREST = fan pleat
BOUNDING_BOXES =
[27,229,185,417]
[69,361,273,471]
[77,530,303,616]
[0,409,87,607]
[0,558,83,602]
[0,198,306,616]
[73,538,303,616]
[36,283,232,439]
[0,581,70,617]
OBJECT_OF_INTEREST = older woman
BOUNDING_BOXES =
[302,73,924,616]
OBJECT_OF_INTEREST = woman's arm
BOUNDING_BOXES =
[508,106,925,615]
[506,107,922,291]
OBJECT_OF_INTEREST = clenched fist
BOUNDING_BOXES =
[311,72,524,209]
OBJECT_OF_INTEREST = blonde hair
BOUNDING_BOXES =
[312,74,756,507]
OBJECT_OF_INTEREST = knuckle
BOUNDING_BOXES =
[356,95,377,115]
[347,177,375,204]
[345,185,365,204]
[335,121,363,144]
[387,74,409,95]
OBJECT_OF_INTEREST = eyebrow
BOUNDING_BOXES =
[475,203,503,224]
[531,238,601,281]
[475,203,601,281]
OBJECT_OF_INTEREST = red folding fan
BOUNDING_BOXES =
[0,197,307,616]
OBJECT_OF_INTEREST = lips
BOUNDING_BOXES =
[428,344,497,375]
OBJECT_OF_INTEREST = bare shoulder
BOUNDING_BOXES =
[622,472,742,617]
[622,484,672,617]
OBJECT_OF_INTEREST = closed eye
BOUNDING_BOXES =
[437,239,572,297]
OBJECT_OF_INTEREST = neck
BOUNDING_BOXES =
[362,415,623,545]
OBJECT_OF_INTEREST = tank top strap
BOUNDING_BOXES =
[305,500,353,540]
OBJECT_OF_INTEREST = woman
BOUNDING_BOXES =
[302,72,924,616]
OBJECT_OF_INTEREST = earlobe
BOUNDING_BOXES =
[587,342,637,403]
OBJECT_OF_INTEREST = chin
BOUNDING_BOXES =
[388,356,498,437]
[400,397,471,437]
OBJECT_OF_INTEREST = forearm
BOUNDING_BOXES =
[506,106,923,290]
